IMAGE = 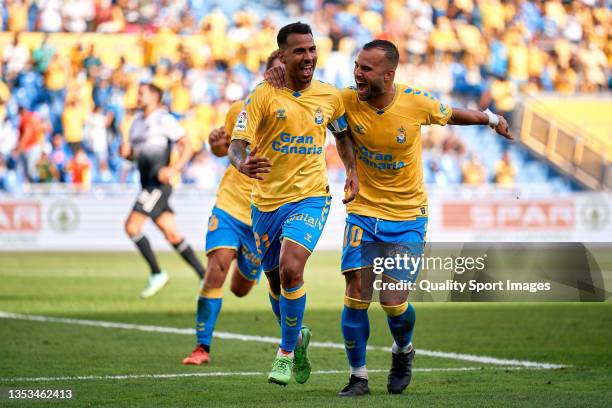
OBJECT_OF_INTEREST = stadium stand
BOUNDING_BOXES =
[0,0,609,193]
[520,95,611,190]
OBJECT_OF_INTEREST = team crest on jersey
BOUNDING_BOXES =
[234,110,248,131]
[208,215,218,232]
[354,124,365,134]
[314,107,324,125]
[276,109,286,119]
[396,126,407,144]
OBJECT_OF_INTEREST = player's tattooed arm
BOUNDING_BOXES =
[209,127,230,157]
[228,140,272,180]
[334,130,359,204]
[264,65,286,89]
[449,108,513,140]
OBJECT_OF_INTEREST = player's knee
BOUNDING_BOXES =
[344,271,362,299]
[380,288,409,307]
[164,229,182,245]
[204,262,227,288]
[124,221,141,238]
[279,258,305,288]
[279,266,303,288]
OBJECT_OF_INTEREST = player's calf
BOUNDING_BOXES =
[230,269,255,298]
[382,302,416,394]
[340,295,371,395]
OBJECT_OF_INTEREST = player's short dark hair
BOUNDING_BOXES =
[265,49,283,70]
[141,82,163,102]
[277,22,312,48]
[363,39,400,69]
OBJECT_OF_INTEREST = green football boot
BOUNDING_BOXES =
[293,326,312,384]
[268,355,293,386]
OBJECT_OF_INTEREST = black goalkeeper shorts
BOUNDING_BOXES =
[132,184,173,220]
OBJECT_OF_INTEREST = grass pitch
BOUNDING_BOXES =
[0,251,611,407]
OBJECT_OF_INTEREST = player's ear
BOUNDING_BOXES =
[384,69,395,82]
[279,48,288,65]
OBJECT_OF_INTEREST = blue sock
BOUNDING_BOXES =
[383,302,416,348]
[279,283,306,353]
[341,297,370,369]
[195,288,223,348]
[269,289,281,326]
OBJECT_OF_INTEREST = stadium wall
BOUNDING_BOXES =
[0,184,610,251]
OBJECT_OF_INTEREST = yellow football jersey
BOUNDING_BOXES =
[342,84,452,221]
[214,100,254,226]
[231,81,347,212]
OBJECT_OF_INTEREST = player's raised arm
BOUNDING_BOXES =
[334,129,359,204]
[448,108,513,140]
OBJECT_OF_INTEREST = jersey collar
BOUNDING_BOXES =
[363,84,400,115]
[283,82,313,98]
[143,107,165,120]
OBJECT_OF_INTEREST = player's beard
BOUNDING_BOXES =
[357,77,384,101]
[136,96,148,111]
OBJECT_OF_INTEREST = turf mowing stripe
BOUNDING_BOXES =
[0,311,566,369]
[0,368,504,383]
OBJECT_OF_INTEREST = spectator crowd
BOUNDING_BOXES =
[0,0,609,192]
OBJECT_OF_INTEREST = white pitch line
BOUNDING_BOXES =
[1,368,498,383]
[0,311,566,369]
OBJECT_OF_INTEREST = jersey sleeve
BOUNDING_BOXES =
[231,84,265,145]
[224,101,243,135]
[327,90,348,134]
[420,91,453,126]
[162,113,186,141]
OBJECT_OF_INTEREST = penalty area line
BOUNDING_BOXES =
[1,367,536,383]
[0,311,566,370]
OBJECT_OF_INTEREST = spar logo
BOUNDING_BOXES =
[443,201,574,230]
[0,201,41,232]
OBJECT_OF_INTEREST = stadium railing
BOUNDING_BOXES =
[519,95,611,191]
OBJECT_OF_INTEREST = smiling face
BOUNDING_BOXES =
[280,33,317,87]
[353,47,395,101]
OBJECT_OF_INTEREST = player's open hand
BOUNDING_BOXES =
[494,115,513,140]
[264,65,287,89]
[239,145,272,180]
[157,166,176,184]
[343,168,359,204]
[209,127,230,157]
